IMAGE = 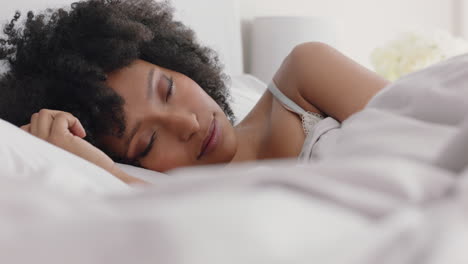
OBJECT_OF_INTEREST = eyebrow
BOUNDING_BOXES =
[124,68,155,158]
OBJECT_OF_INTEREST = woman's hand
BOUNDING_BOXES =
[21,109,143,184]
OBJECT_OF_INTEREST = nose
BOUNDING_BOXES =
[160,110,200,141]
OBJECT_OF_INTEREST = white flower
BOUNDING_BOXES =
[370,30,468,81]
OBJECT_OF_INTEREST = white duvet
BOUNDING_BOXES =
[2,55,468,263]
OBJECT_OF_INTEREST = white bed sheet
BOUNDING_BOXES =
[311,54,468,167]
[0,155,466,263]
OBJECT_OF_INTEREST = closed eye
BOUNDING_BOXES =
[134,75,173,164]
[139,131,157,159]
[165,75,174,101]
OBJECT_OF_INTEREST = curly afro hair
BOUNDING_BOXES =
[0,0,235,160]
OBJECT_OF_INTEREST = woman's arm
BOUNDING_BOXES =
[21,109,145,185]
[273,42,390,122]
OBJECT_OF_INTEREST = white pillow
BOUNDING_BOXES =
[229,74,267,123]
[116,163,168,184]
[0,119,129,194]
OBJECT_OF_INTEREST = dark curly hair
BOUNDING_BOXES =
[0,0,235,160]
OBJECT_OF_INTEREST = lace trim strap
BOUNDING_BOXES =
[267,82,308,116]
[268,82,324,135]
[302,111,323,135]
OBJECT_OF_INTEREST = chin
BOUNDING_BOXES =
[220,125,238,162]
[210,119,237,165]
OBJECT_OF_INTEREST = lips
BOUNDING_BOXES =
[197,118,218,159]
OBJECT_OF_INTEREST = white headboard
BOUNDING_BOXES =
[0,0,243,75]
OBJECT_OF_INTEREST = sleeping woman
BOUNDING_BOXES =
[0,0,389,184]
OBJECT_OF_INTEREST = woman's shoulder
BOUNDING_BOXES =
[239,79,321,126]
[272,62,325,117]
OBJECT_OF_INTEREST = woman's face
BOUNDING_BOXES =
[102,59,238,172]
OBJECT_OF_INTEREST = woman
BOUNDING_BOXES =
[0,0,389,183]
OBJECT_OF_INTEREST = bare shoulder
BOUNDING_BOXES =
[273,42,389,121]
[271,42,331,116]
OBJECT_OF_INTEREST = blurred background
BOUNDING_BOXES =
[241,0,462,68]
[2,0,468,82]
[240,0,468,82]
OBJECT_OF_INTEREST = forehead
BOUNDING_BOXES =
[106,60,156,97]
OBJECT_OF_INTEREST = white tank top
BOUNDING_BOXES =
[267,82,341,161]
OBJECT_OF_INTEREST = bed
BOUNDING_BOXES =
[1,0,468,263]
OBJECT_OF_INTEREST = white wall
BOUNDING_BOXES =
[0,0,458,74]
[240,0,456,72]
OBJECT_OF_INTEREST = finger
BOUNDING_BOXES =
[20,124,31,133]
[36,109,54,139]
[50,112,86,139]
[69,119,86,138]
[45,110,86,138]
[29,113,39,136]
[32,109,86,138]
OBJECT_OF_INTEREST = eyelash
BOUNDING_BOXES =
[139,131,157,159]
[165,76,174,101]
[138,76,174,160]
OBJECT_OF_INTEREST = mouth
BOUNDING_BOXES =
[197,117,220,159]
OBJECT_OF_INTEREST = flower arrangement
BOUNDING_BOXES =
[370,30,468,81]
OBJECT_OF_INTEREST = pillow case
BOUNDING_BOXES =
[229,74,266,123]
[116,163,168,184]
[0,119,129,194]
